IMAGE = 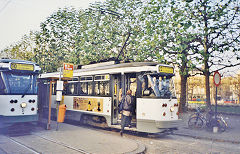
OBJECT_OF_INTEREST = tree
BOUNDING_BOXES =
[1,31,36,60]
[35,0,147,71]
[35,8,83,72]
[145,0,240,111]
[1,0,147,72]
[188,0,240,108]
[78,0,146,62]
[143,0,202,112]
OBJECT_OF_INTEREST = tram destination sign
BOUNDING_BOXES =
[158,65,174,74]
[10,63,34,71]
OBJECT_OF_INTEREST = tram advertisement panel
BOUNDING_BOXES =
[73,97,103,113]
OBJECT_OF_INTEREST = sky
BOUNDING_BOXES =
[0,0,105,51]
[0,0,239,76]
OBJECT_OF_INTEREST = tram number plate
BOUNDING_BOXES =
[11,63,34,71]
[158,66,174,74]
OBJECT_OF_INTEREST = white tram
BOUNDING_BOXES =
[0,59,41,125]
[40,61,181,133]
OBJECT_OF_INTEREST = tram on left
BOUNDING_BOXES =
[0,59,41,126]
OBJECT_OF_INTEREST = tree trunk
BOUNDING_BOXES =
[179,74,187,113]
[202,3,212,110]
[179,57,188,113]
[204,60,211,110]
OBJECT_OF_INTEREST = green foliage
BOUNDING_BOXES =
[1,0,239,76]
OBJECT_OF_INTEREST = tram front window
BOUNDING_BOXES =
[142,75,175,98]
[0,75,6,94]
[2,72,37,94]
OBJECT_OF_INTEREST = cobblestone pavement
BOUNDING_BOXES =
[98,127,240,154]
[175,112,240,144]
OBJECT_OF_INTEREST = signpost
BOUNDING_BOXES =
[213,71,221,119]
[56,63,74,130]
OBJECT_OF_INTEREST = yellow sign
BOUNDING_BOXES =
[158,66,174,74]
[63,63,74,78]
[105,74,110,80]
[10,63,34,71]
[73,97,103,113]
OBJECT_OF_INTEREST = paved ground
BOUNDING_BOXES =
[0,122,145,154]
[175,112,240,144]
[0,112,239,153]
[128,133,240,154]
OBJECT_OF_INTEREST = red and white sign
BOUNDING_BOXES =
[213,71,221,87]
[63,63,73,71]
[63,63,74,78]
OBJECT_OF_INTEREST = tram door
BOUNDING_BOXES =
[112,74,122,124]
[126,74,137,126]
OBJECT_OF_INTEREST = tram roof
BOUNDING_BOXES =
[0,59,37,65]
[39,61,174,80]
[0,59,41,72]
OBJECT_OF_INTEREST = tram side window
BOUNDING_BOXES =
[94,81,109,96]
[65,83,78,95]
[129,78,137,96]
[80,82,92,95]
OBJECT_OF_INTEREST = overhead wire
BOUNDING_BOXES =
[0,0,11,14]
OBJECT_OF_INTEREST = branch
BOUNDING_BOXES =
[210,4,239,45]
[211,62,240,74]
[116,31,131,60]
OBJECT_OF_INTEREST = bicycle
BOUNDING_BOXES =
[188,107,228,132]
[205,112,227,132]
[188,107,205,129]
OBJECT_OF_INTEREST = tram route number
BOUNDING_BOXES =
[10,63,34,71]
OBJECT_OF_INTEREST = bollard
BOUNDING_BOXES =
[57,104,67,123]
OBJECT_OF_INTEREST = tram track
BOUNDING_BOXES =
[34,134,89,154]
[2,123,90,154]
[7,137,41,154]
[5,133,90,154]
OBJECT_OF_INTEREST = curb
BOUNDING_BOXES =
[125,141,146,154]
[218,112,240,116]
[173,133,240,144]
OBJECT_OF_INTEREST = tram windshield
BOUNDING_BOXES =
[141,74,176,98]
[0,72,37,95]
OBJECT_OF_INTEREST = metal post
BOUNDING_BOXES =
[47,80,53,130]
[121,72,125,96]
[56,68,62,131]
[215,86,217,119]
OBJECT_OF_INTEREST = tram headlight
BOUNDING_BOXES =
[20,102,27,108]
[170,106,174,112]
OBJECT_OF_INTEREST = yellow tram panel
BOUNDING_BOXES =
[73,97,103,113]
